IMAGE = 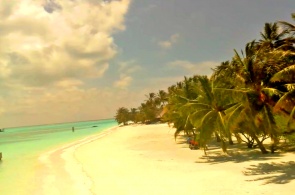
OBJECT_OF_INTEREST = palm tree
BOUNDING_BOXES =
[157,90,168,108]
[271,65,295,132]
[221,35,295,153]
[115,107,130,125]
[163,77,199,138]
[129,108,138,123]
[163,93,193,137]
[187,75,238,153]
[258,22,286,51]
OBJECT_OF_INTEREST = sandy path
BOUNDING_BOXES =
[74,124,295,195]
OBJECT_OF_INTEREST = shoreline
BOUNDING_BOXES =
[35,123,295,194]
[34,126,119,195]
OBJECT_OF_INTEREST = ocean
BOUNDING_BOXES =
[0,119,117,194]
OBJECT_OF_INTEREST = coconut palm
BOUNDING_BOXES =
[115,107,130,125]
[129,108,138,123]
[258,22,287,51]
[163,77,199,137]
[271,65,295,132]
[221,36,295,153]
[156,90,168,108]
[186,75,239,153]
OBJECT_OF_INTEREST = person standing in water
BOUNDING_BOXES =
[72,127,75,132]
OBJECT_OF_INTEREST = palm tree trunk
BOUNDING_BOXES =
[228,135,234,145]
[247,113,268,154]
[234,133,242,144]
[215,132,221,142]
[252,134,268,154]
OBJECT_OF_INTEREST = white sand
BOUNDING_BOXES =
[37,124,295,195]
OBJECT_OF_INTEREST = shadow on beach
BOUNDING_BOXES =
[243,161,295,184]
[194,140,289,164]
[192,142,295,184]
[176,134,295,184]
[195,149,283,164]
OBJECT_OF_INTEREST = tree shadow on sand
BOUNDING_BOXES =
[243,161,295,184]
[196,150,283,164]
[193,143,295,184]
[195,142,284,164]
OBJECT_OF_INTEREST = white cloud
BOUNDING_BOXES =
[114,60,141,89]
[114,75,133,89]
[0,0,131,127]
[54,78,84,89]
[118,60,141,73]
[167,60,220,76]
[158,34,180,49]
[0,0,130,86]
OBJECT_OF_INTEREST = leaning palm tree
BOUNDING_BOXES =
[163,77,199,138]
[186,75,239,153]
[271,65,295,132]
[221,39,295,153]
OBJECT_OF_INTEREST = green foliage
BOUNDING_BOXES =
[115,107,130,125]
[115,13,295,155]
[271,65,295,83]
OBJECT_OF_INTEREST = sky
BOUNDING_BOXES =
[0,0,294,127]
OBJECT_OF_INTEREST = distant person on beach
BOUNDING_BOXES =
[72,127,74,132]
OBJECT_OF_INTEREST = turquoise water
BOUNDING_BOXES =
[0,119,117,194]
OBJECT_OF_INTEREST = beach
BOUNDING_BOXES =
[0,119,117,195]
[32,123,295,195]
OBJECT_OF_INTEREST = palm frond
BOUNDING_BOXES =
[225,104,244,130]
[184,114,191,129]
[217,112,228,137]
[174,95,190,104]
[287,106,295,131]
[278,21,295,32]
[181,114,193,126]
[274,90,295,114]
[196,75,213,103]
[225,103,241,114]
[185,102,211,110]
[260,32,267,41]
[284,84,295,91]
[234,49,245,67]
[223,102,238,110]
[214,88,249,93]
[213,88,247,103]
[199,111,218,146]
[189,108,211,127]
[270,65,295,83]
[261,88,284,98]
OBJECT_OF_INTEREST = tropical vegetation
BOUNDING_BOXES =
[115,14,295,154]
